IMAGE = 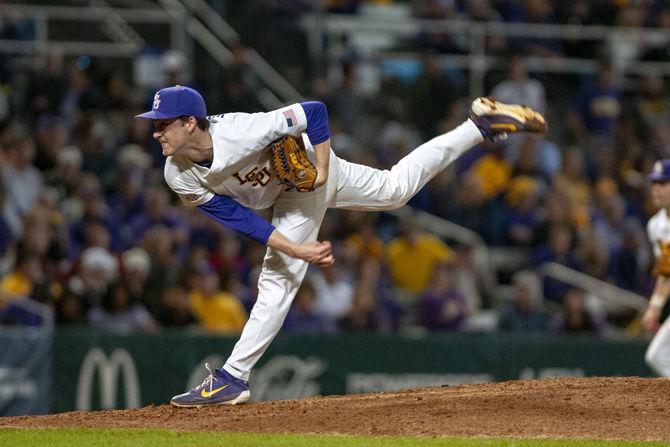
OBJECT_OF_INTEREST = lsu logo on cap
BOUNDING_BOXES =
[153,93,161,110]
[654,161,664,174]
[650,159,670,181]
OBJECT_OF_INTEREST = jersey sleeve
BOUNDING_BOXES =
[164,158,215,207]
[300,101,331,144]
[197,195,275,245]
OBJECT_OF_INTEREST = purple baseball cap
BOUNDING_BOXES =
[649,160,670,182]
[135,85,207,120]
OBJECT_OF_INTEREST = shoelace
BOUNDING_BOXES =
[200,362,216,394]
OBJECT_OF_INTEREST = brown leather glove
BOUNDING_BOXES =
[653,256,670,277]
[270,135,317,192]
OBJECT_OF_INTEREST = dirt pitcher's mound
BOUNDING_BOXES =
[2,377,670,440]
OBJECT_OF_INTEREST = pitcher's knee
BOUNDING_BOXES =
[379,187,411,210]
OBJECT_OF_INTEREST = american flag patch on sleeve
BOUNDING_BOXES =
[283,108,298,127]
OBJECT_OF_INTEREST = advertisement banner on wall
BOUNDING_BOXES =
[53,329,653,413]
[0,327,52,416]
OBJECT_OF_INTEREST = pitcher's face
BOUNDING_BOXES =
[651,181,670,209]
[152,117,191,157]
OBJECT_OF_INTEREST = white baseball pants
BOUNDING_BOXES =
[645,315,670,376]
[223,120,483,381]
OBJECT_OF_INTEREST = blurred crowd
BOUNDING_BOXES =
[1,0,668,338]
[252,0,670,65]
[325,0,670,32]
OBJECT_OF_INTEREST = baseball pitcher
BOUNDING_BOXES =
[643,159,670,376]
[135,85,546,406]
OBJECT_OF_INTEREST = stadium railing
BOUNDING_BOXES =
[300,12,670,98]
[390,206,648,325]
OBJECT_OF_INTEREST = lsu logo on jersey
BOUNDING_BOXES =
[233,166,272,188]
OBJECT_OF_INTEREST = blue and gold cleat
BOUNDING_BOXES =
[170,363,250,407]
[469,96,547,141]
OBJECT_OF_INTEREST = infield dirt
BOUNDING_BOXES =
[2,377,670,440]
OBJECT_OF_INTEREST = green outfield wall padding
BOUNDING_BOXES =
[52,329,653,413]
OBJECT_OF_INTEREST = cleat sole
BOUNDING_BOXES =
[471,97,547,133]
[170,390,251,408]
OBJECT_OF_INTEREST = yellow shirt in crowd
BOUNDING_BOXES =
[189,290,247,335]
[0,272,32,298]
[471,154,512,199]
[386,234,452,294]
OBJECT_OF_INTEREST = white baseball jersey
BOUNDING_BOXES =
[647,208,670,259]
[164,103,309,210]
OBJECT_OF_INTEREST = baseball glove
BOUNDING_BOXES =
[653,256,670,277]
[270,135,317,192]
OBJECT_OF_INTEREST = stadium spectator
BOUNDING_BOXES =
[608,5,648,73]
[409,55,462,137]
[344,216,385,261]
[25,49,67,120]
[33,115,69,172]
[55,286,86,325]
[632,74,670,136]
[508,135,561,181]
[220,41,263,113]
[59,57,106,125]
[337,284,379,332]
[284,282,337,334]
[0,250,43,301]
[550,287,605,336]
[1,133,43,217]
[126,184,185,248]
[67,174,122,254]
[87,281,159,334]
[490,55,546,115]
[420,262,469,331]
[551,148,591,229]
[500,175,543,246]
[108,165,146,233]
[445,169,505,244]
[497,270,547,332]
[161,49,191,87]
[120,247,153,314]
[569,62,622,142]
[208,233,250,287]
[469,144,512,200]
[574,227,609,283]
[337,258,389,332]
[140,225,181,306]
[68,246,118,312]
[532,223,581,302]
[386,224,453,299]
[187,262,247,335]
[310,264,355,321]
[155,285,196,327]
[330,60,367,140]
[373,98,423,168]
